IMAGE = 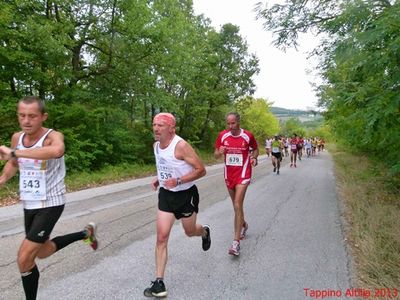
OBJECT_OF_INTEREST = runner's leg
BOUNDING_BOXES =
[18,240,42,300]
[181,213,205,237]
[228,184,248,241]
[155,210,175,278]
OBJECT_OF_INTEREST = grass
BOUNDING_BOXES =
[0,163,157,207]
[329,144,400,289]
[65,163,156,191]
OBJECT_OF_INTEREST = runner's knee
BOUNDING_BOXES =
[156,232,170,245]
[17,251,36,272]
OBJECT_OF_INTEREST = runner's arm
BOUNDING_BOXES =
[0,161,18,187]
[0,131,65,160]
[175,140,206,184]
[250,148,259,166]
[151,177,159,191]
[250,148,259,159]
[0,133,19,186]
[214,133,225,159]
[214,146,225,159]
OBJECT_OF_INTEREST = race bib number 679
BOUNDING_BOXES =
[226,153,243,166]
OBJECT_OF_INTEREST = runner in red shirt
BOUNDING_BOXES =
[289,133,300,167]
[214,112,258,256]
[297,136,304,161]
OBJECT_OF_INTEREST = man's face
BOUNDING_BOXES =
[152,119,173,142]
[226,115,240,133]
[17,102,47,135]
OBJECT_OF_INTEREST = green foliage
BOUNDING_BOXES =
[235,96,279,141]
[258,0,400,174]
[0,0,259,174]
[308,124,332,141]
[280,117,306,137]
[0,98,18,145]
[46,102,154,172]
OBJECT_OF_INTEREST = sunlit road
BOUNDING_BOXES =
[0,151,355,300]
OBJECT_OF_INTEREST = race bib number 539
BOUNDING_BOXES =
[226,153,243,166]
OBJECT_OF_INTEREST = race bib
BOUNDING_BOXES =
[159,170,172,181]
[272,147,279,153]
[291,144,297,150]
[19,169,46,201]
[157,163,173,186]
[226,153,243,166]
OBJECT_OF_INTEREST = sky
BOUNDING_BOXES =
[192,0,320,110]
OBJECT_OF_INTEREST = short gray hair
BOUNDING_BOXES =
[19,96,46,114]
[226,112,240,122]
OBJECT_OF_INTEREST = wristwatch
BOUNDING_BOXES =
[177,177,182,185]
[11,149,17,158]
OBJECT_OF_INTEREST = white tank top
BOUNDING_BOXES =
[17,129,66,209]
[154,135,194,192]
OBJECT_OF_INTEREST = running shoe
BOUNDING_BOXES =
[144,279,167,298]
[202,225,211,251]
[290,163,293,167]
[83,222,98,250]
[277,169,280,175]
[294,164,297,168]
[240,222,248,240]
[228,240,240,256]
[273,167,276,172]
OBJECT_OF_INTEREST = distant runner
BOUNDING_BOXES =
[290,133,300,168]
[271,135,283,175]
[265,137,272,157]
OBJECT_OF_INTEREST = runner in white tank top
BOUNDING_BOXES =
[16,129,66,209]
[0,96,98,300]
[144,112,211,298]
[154,134,194,192]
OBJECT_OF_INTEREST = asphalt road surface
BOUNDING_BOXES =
[0,150,356,300]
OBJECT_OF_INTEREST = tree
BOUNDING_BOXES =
[281,117,306,137]
[235,96,279,142]
[257,0,400,174]
[0,0,261,172]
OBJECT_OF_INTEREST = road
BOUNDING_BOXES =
[0,150,355,300]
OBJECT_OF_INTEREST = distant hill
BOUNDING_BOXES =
[270,107,322,122]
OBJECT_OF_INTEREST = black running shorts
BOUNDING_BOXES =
[272,152,282,160]
[158,185,199,219]
[24,205,64,243]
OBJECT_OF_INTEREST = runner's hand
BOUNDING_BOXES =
[162,178,177,190]
[0,146,11,160]
[151,177,159,191]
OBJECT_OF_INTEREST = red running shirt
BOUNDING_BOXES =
[215,129,258,188]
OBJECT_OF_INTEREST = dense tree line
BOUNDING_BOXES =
[257,0,400,175]
[0,0,261,172]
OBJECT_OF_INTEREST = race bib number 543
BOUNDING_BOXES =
[19,170,46,201]
[226,153,243,166]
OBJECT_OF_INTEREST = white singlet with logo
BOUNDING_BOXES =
[154,135,194,192]
[17,129,66,209]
